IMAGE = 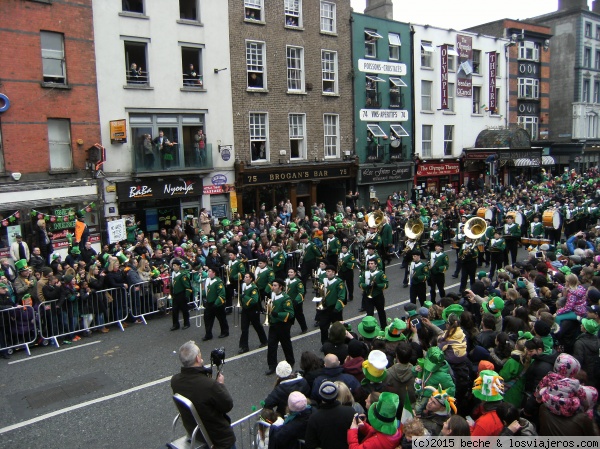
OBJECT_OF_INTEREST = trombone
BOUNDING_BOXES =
[225,264,231,286]
[316,285,326,311]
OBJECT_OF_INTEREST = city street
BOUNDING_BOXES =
[0,247,523,448]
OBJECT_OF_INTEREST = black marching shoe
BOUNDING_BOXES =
[238,347,249,354]
[202,336,213,341]
[451,274,458,278]
[265,367,276,376]
[218,333,229,338]
[182,324,190,330]
[170,326,180,331]
[259,342,268,348]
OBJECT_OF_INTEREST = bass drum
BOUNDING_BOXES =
[506,211,524,227]
[476,207,495,222]
[542,209,562,230]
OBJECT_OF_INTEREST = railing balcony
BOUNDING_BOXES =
[360,142,408,164]
[133,143,213,173]
[126,70,149,86]
[365,90,381,109]
[389,89,404,109]
[182,74,203,88]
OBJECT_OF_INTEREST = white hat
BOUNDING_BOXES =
[539,244,550,251]
[367,350,388,370]
[276,361,293,378]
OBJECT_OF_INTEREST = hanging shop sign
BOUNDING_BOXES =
[358,59,406,76]
[358,165,412,184]
[203,184,235,195]
[441,44,449,110]
[359,109,408,121]
[242,167,350,186]
[117,177,201,201]
[109,119,127,143]
[488,52,498,111]
[456,34,473,97]
[416,162,460,177]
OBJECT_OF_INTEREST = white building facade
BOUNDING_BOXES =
[93,0,235,227]
[412,25,509,194]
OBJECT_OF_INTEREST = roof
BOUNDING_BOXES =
[474,128,532,149]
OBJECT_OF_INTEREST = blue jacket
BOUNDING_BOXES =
[311,366,361,400]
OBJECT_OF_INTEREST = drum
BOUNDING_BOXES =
[477,242,485,252]
[451,238,459,249]
[477,207,495,222]
[521,237,532,245]
[538,238,551,246]
[543,209,562,230]
[528,237,543,246]
[506,211,524,226]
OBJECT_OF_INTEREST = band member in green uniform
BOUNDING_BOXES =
[299,232,322,286]
[318,265,346,344]
[270,242,286,280]
[265,278,295,375]
[459,237,479,293]
[359,258,389,329]
[238,272,268,354]
[337,243,356,303]
[202,266,229,341]
[170,259,192,331]
[503,215,521,265]
[286,268,307,334]
[429,242,449,302]
[325,229,341,267]
[409,251,429,306]
[226,249,245,313]
[360,244,383,312]
[488,228,506,280]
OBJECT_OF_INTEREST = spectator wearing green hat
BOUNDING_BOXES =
[574,318,600,390]
[413,347,455,414]
[357,316,381,343]
[347,391,401,449]
[0,281,13,358]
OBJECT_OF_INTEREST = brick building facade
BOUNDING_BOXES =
[0,0,102,259]
[231,0,357,216]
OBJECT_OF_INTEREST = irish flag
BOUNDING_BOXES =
[400,391,414,427]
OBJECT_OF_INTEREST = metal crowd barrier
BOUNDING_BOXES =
[0,304,38,356]
[230,409,262,449]
[37,286,129,348]
[128,278,173,324]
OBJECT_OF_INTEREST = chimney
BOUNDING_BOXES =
[364,0,393,20]
[558,0,589,11]
[593,0,600,12]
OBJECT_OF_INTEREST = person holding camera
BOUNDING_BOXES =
[265,278,295,375]
[171,341,236,449]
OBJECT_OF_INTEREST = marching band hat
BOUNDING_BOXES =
[366,243,376,250]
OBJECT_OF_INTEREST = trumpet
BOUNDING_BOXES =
[251,265,256,274]
[367,280,375,299]
[316,285,326,311]
[263,297,273,326]
[298,245,306,269]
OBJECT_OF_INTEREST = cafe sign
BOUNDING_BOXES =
[358,59,406,76]
[417,162,460,177]
[109,119,127,143]
[359,165,412,184]
[359,109,408,121]
[243,167,350,185]
[117,176,201,201]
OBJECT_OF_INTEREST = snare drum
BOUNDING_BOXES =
[477,207,495,222]
[528,237,543,246]
[506,210,524,226]
[538,238,551,246]
[521,237,532,245]
[477,242,485,252]
[542,209,562,230]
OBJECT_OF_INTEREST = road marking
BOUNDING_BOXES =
[0,280,463,434]
[7,341,102,365]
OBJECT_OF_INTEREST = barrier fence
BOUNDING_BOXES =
[0,304,38,355]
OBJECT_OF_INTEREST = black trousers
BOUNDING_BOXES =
[459,259,477,293]
[239,306,267,350]
[429,273,446,302]
[203,303,229,338]
[339,269,354,301]
[318,307,343,344]
[267,321,295,369]
[364,292,386,329]
[489,252,504,280]
[273,269,285,282]
[300,260,317,286]
[291,301,308,332]
[410,282,427,306]
[172,293,190,328]
[504,240,518,265]
[326,254,337,267]
[453,249,462,276]
[226,281,236,309]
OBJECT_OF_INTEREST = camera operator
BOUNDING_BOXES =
[171,341,236,449]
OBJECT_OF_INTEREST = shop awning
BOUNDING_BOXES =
[514,158,540,167]
[541,155,555,165]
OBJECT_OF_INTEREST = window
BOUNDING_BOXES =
[40,31,66,84]
[245,0,263,21]
[518,78,539,99]
[447,45,458,72]
[596,25,600,40]
[585,22,592,38]
[443,125,453,156]
[179,0,198,21]
[472,86,481,114]
[321,50,337,94]
[366,75,384,108]
[493,88,501,114]
[447,83,455,112]
[246,41,265,89]
[388,33,401,60]
[518,41,540,61]
[323,114,339,158]
[594,81,600,103]
[284,0,301,27]
[124,41,149,86]
[421,125,432,158]
[365,30,382,58]
[421,80,432,111]
[584,47,592,68]
[286,46,304,92]
[250,113,268,162]
[47,119,72,171]
[390,124,409,138]
[289,114,306,159]
[596,50,600,70]
[181,47,203,87]
[583,79,591,103]
[472,49,481,74]
[421,41,434,67]
[588,113,598,138]
[518,116,538,140]
[320,1,336,33]
[122,0,144,14]
[389,77,406,108]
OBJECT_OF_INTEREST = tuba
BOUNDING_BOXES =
[405,218,424,240]
[460,217,487,260]
[366,210,385,231]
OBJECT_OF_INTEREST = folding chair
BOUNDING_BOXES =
[167,393,213,449]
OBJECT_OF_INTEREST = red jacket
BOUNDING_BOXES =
[347,423,402,449]
[471,410,503,436]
